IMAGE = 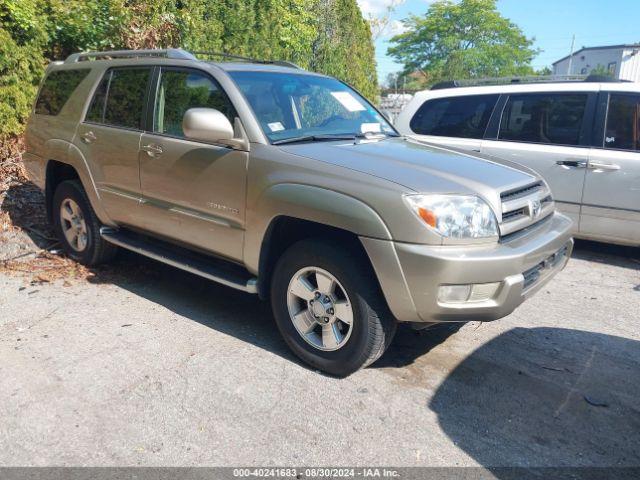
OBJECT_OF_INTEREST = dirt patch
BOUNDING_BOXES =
[0,138,93,284]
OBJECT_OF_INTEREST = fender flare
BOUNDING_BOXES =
[44,139,114,226]
[244,183,392,273]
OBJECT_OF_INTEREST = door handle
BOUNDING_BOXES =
[81,131,96,144]
[588,161,620,171]
[556,159,587,169]
[141,144,163,157]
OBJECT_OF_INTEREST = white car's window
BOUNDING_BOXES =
[228,71,396,143]
[409,94,499,139]
[499,93,587,146]
[604,93,640,151]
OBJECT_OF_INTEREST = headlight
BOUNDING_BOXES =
[405,194,499,239]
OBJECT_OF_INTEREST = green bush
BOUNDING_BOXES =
[0,28,45,137]
[0,0,378,141]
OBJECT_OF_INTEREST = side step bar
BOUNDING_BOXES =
[100,228,258,294]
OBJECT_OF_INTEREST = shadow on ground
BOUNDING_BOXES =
[430,327,640,468]
[572,239,640,270]
[2,181,55,249]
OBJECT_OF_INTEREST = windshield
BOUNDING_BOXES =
[228,71,396,143]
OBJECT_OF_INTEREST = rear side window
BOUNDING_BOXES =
[35,69,90,116]
[85,68,151,129]
[409,94,499,139]
[153,68,236,137]
[499,93,588,146]
[604,93,640,151]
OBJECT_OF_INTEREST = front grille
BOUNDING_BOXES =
[522,244,569,290]
[500,181,543,202]
[499,181,554,237]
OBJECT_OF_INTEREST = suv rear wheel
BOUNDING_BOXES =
[271,239,396,376]
[52,180,117,266]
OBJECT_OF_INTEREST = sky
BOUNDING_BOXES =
[358,0,640,83]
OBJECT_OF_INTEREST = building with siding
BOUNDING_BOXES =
[552,44,640,82]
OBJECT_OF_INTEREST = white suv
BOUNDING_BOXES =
[396,78,640,247]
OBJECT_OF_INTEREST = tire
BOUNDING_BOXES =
[52,180,117,266]
[270,238,397,377]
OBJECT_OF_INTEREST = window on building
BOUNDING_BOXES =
[85,68,151,129]
[153,69,236,137]
[498,93,588,146]
[409,94,499,139]
[604,93,640,151]
[35,69,90,116]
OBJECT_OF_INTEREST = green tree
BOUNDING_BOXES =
[310,0,378,99]
[0,0,48,137]
[588,64,613,78]
[0,0,378,140]
[387,0,538,85]
[535,66,552,76]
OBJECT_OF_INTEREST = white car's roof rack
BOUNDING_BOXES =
[64,48,301,69]
[431,74,631,90]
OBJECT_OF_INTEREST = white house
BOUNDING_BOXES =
[552,44,640,82]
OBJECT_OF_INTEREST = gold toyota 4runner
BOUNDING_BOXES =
[24,49,573,376]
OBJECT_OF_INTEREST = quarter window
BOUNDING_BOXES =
[409,95,499,139]
[153,69,236,137]
[604,94,640,151]
[499,93,587,146]
[85,68,151,129]
[35,69,90,116]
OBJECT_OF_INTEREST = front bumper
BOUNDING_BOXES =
[362,212,574,323]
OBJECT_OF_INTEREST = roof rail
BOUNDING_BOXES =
[430,74,632,90]
[63,48,301,69]
[65,48,197,63]
[191,51,301,68]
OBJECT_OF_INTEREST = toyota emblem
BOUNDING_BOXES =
[530,199,542,219]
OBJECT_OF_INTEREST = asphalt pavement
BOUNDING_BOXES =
[1,240,639,467]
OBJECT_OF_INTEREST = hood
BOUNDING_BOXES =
[280,137,539,213]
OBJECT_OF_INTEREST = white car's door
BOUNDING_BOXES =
[481,92,594,228]
[581,92,640,245]
[397,94,500,153]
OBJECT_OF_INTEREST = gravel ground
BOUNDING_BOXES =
[0,234,639,467]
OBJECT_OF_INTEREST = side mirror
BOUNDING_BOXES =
[182,108,247,150]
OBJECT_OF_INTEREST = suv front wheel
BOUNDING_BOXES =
[271,239,396,376]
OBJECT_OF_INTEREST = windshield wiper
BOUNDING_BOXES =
[273,132,401,145]
[355,132,401,139]
[272,134,358,145]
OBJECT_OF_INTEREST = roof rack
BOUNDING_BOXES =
[192,51,300,68]
[64,48,301,69]
[65,48,197,63]
[430,74,630,90]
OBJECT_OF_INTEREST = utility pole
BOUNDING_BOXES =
[567,34,576,75]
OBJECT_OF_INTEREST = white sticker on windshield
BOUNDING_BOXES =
[361,123,382,134]
[331,91,366,112]
[268,122,285,132]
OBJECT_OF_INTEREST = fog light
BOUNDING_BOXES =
[438,282,501,304]
[438,285,472,303]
